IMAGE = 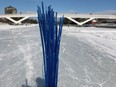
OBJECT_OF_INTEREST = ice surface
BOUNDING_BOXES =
[0,25,116,87]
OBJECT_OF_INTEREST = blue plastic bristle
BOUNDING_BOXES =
[37,2,64,87]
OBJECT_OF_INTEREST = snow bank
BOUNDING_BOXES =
[63,26,116,61]
[0,24,38,30]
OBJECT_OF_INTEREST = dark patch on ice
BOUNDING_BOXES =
[22,79,31,87]
[36,77,45,87]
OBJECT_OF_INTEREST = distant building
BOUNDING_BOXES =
[5,6,17,14]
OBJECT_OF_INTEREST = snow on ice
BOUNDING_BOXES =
[0,25,116,87]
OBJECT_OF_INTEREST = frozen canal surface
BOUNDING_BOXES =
[0,25,116,87]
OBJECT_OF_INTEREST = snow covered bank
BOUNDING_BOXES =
[0,24,38,30]
[63,26,116,32]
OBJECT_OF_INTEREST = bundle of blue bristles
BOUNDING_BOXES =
[37,2,64,87]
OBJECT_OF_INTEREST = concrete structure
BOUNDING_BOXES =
[0,13,116,25]
[5,6,17,14]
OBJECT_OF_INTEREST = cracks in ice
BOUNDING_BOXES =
[65,67,79,80]
[98,72,112,87]
[18,43,34,85]
[84,66,112,87]
[62,60,79,81]
[84,66,92,84]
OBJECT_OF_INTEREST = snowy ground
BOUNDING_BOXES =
[0,25,116,87]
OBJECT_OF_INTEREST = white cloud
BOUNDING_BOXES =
[68,10,78,14]
[95,10,116,14]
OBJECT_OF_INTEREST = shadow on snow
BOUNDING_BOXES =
[22,77,45,87]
